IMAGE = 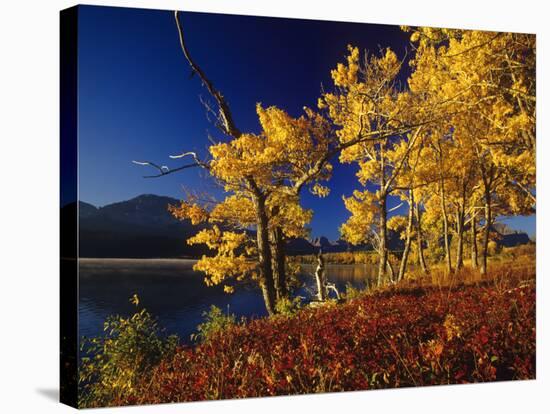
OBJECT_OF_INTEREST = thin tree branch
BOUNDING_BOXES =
[174,10,241,138]
[132,160,203,178]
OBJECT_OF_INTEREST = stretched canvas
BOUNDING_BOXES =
[60,4,536,409]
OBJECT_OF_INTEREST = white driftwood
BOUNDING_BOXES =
[314,250,327,301]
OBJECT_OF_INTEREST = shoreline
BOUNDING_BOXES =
[78,257,199,262]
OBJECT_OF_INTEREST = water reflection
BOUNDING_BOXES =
[78,259,376,343]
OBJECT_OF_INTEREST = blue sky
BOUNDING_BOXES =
[76,5,535,240]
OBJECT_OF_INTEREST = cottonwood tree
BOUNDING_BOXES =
[405,26,535,275]
[137,15,431,310]
[389,136,426,281]
[136,11,336,315]
[168,104,334,315]
[323,46,433,285]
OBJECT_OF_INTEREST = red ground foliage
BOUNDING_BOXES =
[119,284,535,405]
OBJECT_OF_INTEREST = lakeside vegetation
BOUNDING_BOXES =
[290,244,535,267]
[79,248,535,408]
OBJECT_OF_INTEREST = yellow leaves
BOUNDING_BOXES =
[311,183,330,198]
[402,26,535,221]
[187,227,220,249]
[268,191,313,238]
[129,294,140,307]
[210,195,256,227]
[331,45,359,88]
[168,201,209,225]
[245,244,257,256]
[321,44,409,165]
[356,159,379,186]
[255,104,332,182]
[208,103,332,196]
[221,232,248,255]
[187,226,248,256]
[340,190,378,245]
[186,219,257,292]
[444,314,462,341]
[257,104,306,149]
[194,255,256,288]
[387,215,407,235]
[210,134,269,188]
[377,48,400,79]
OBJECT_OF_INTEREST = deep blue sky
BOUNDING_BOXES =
[76,5,535,240]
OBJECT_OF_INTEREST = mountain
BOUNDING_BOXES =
[492,222,532,247]
[286,237,317,255]
[93,194,182,227]
[310,236,332,250]
[78,201,98,218]
[76,194,209,258]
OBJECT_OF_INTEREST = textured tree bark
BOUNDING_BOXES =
[387,257,396,284]
[415,202,429,274]
[377,144,389,287]
[471,216,478,269]
[480,188,492,276]
[253,193,277,315]
[315,250,327,301]
[455,204,465,272]
[440,180,453,275]
[378,194,388,287]
[271,227,287,301]
[398,190,414,281]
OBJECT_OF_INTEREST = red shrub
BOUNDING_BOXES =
[113,284,536,406]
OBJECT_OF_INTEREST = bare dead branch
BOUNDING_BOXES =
[174,10,241,138]
[388,202,404,213]
[170,151,202,163]
[132,160,203,178]
[131,160,169,173]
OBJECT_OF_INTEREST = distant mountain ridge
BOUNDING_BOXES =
[75,194,208,258]
[63,194,531,259]
[491,222,531,247]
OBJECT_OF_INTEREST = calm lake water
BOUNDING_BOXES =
[79,258,377,343]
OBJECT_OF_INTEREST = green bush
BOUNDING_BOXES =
[78,295,178,408]
[275,296,303,316]
[192,305,237,343]
[343,282,364,300]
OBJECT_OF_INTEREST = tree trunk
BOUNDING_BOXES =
[387,257,396,284]
[440,180,453,274]
[253,193,277,315]
[271,227,287,301]
[398,190,414,281]
[480,188,492,276]
[378,194,388,286]
[471,215,478,270]
[314,250,327,301]
[415,202,429,274]
[455,205,465,272]
[377,145,388,287]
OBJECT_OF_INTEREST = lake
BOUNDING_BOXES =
[79,258,377,343]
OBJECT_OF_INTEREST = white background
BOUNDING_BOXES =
[0,0,548,412]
